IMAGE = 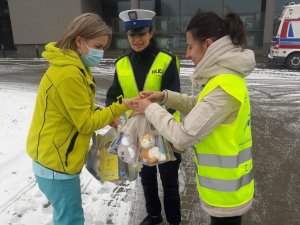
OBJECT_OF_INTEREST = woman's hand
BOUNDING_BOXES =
[131,98,152,114]
[109,117,120,128]
[123,97,151,114]
[123,97,139,110]
[139,91,165,102]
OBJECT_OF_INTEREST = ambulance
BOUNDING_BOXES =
[268,2,300,69]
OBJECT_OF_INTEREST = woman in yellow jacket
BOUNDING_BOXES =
[131,12,255,225]
[26,13,134,225]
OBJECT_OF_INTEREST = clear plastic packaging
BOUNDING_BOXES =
[112,115,176,167]
[136,115,176,166]
[110,117,139,165]
[85,127,140,183]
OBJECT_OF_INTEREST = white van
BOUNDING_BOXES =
[268,2,300,69]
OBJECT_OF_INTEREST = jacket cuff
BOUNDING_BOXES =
[145,103,161,120]
[110,101,128,118]
[119,102,129,112]
[159,90,168,105]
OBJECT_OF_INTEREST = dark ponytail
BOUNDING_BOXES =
[225,13,246,45]
[186,11,246,45]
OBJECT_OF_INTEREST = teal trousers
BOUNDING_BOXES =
[35,176,84,225]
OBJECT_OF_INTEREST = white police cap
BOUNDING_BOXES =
[119,9,156,30]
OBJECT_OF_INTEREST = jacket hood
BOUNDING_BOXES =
[42,42,85,70]
[191,35,256,87]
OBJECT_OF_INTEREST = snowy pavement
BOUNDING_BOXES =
[0,58,299,225]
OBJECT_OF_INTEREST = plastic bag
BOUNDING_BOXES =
[85,132,101,180]
[86,126,140,183]
[136,115,176,166]
[109,117,139,165]
[112,115,176,166]
[86,128,118,182]
[109,117,141,181]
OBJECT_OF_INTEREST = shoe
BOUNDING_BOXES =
[140,214,163,225]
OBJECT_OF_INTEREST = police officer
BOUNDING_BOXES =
[105,9,181,225]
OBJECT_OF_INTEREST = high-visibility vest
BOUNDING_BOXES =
[116,51,180,121]
[194,74,254,208]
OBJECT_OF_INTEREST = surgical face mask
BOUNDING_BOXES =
[80,40,104,67]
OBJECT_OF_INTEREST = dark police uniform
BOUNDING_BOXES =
[106,40,181,225]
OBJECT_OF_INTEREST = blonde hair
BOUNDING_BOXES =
[56,13,112,51]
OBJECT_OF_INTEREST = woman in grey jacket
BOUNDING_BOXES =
[131,11,256,225]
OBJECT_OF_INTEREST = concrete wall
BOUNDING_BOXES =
[7,0,105,57]
[7,0,84,57]
[262,0,275,55]
[81,0,103,15]
[7,0,82,44]
[3,0,275,57]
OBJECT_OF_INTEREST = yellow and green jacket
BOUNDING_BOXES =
[26,42,128,174]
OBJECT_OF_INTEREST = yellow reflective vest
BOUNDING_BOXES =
[194,74,254,208]
[116,51,180,121]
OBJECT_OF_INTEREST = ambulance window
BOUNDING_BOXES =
[288,23,294,37]
[287,21,300,38]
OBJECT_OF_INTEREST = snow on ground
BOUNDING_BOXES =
[0,58,299,225]
[0,84,135,225]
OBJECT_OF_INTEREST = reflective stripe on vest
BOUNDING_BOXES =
[196,147,252,168]
[194,74,254,207]
[198,170,253,192]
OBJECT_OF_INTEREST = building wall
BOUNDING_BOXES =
[81,0,103,15]
[109,0,265,50]
[7,0,83,56]
[7,0,83,44]
[3,0,299,57]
